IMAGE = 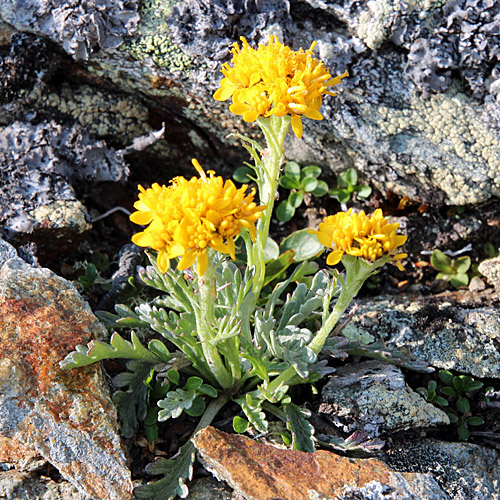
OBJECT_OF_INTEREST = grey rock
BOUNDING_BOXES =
[0,0,139,60]
[0,238,133,500]
[0,469,91,500]
[479,256,500,292]
[319,360,449,437]
[187,476,242,500]
[385,440,500,500]
[2,0,500,205]
[346,295,500,379]
[0,120,129,254]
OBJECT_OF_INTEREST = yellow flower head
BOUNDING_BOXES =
[130,159,266,275]
[311,209,408,271]
[213,36,348,138]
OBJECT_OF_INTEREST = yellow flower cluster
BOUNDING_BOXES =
[312,209,407,270]
[213,36,348,138]
[130,159,266,275]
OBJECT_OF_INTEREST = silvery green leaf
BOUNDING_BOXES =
[158,388,197,421]
[284,403,315,452]
[235,393,268,433]
[60,331,161,369]
[134,440,195,499]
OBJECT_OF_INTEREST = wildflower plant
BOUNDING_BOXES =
[61,36,410,499]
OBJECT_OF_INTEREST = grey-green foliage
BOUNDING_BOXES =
[134,440,196,500]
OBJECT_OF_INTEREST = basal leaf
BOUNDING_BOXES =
[301,165,322,179]
[276,200,296,222]
[60,331,161,369]
[134,440,196,499]
[158,388,197,421]
[264,250,295,286]
[235,393,268,433]
[284,161,301,180]
[280,229,324,263]
[233,416,250,433]
[112,360,154,438]
[284,403,315,452]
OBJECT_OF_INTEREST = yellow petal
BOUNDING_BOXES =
[213,81,238,101]
[132,231,154,248]
[130,210,153,225]
[157,251,170,273]
[326,249,343,266]
[291,115,303,138]
[230,102,251,115]
[304,108,323,121]
[197,251,208,276]
[243,109,259,122]
[178,250,197,271]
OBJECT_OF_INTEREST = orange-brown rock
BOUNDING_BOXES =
[193,426,443,500]
[0,246,133,500]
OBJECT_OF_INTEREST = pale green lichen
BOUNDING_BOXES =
[31,200,91,236]
[42,83,151,140]
[123,0,194,73]
[369,86,500,204]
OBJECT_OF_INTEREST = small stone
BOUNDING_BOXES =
[192,426,447,500]
[319,360,449,436]
[0,239,133,500]
[468,275,486,292]
[479,256,500,292]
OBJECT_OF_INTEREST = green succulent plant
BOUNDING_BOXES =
[430,249,471,288]
[329,168,372,204]
[275,161,329,222]
[418,370,484,441]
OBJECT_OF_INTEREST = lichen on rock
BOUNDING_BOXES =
[0,0,139,60]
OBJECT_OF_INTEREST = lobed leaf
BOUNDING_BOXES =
[60,331,161,369]
[134,440,196,500]
[112,360,155,438]
[284,403,315,452]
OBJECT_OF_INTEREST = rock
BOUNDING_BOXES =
[479,256,500,293]
[0,239,133,500]
[0,469,91,500]
[385,439,500,500]
[2,0,500,206]
[319,360,449,436]
[193,426,447,500]
[0,120,130,261]
[186,476,240,500]
[0,0,139,61]
[346,295,500,379]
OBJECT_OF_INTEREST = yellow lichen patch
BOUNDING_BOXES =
[130,159,266,275]
[311,208,407,270]
[213,36,348,138]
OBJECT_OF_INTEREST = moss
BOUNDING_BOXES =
[122,0,194,73]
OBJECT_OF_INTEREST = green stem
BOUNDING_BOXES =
[196,253,233,390]
[249,115,291,298]
[267,256,379,396]
[193,393,230,434]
